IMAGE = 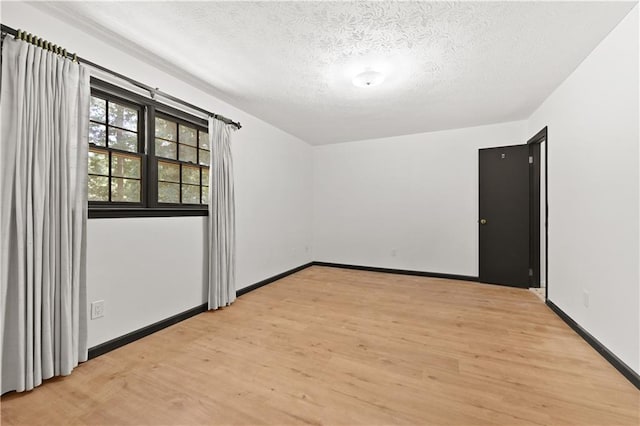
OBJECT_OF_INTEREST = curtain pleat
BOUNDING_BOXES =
[208,118,236,310]
[0,38,89,394]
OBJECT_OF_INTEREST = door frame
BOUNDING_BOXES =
[526,127,548,300]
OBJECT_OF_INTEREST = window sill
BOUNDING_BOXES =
[89,208,208,219]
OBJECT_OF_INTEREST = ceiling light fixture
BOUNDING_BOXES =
[352,69,385,88]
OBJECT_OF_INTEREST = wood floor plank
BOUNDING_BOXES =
[1,266,638,425]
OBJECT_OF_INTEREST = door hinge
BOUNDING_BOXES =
[529,156,534,164]
[528,268,534,277]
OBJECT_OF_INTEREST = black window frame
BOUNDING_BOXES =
[88,89,146,208]
[153,111,210,208]
[88,78,209,219]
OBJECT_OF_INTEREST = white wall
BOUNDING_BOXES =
[2,2,313,347]
[527,6,639,373]
[313,121,527,276]
[87,218,208,347]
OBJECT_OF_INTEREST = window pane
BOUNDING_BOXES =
[111,153,141,179]
[202,167,209,186]
[155,117,177,141]
[88,175,109,201]
[201,186,209,204]
[199,131,209,149]
[155,139,177,160]
[158,182,180,203]
[158,161,180,183]
[182,165,199,185]
[108,102,138,131]
[199,149,210,166]
[179,145,197,163]
[88,149,109,176]
[89,123,106,146]
[182,184,200,204]
[90,97,106,123]
[111,178,140,202]
[179,126,197,146]
[108,128,138,152]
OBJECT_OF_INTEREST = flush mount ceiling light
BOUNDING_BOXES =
[352,69,385,87]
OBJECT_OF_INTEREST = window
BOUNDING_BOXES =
[155,115,210,205]
[88,80,210,217]
[88,95,143,204]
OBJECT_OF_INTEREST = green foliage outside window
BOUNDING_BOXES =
[88,92,210,208]
[155,116,209,205]
[88,95,141,203]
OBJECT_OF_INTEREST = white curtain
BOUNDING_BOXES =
[208,117,236,310]
[0,38,89,393]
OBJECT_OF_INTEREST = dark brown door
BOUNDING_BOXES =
[479,145,530,287]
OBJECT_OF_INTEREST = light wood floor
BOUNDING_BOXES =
[2,266,638,425]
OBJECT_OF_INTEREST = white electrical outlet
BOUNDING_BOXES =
[91,300,105,319]
[391,248,397,257]
[583,290,589,308]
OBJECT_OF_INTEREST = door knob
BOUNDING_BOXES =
[480,219,487,225]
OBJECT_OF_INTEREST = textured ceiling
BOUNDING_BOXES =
[36,1,636,145]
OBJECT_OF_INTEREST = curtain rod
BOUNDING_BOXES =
[0,23,242,130]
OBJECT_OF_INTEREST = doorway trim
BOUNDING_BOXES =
[526,126,548,300]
